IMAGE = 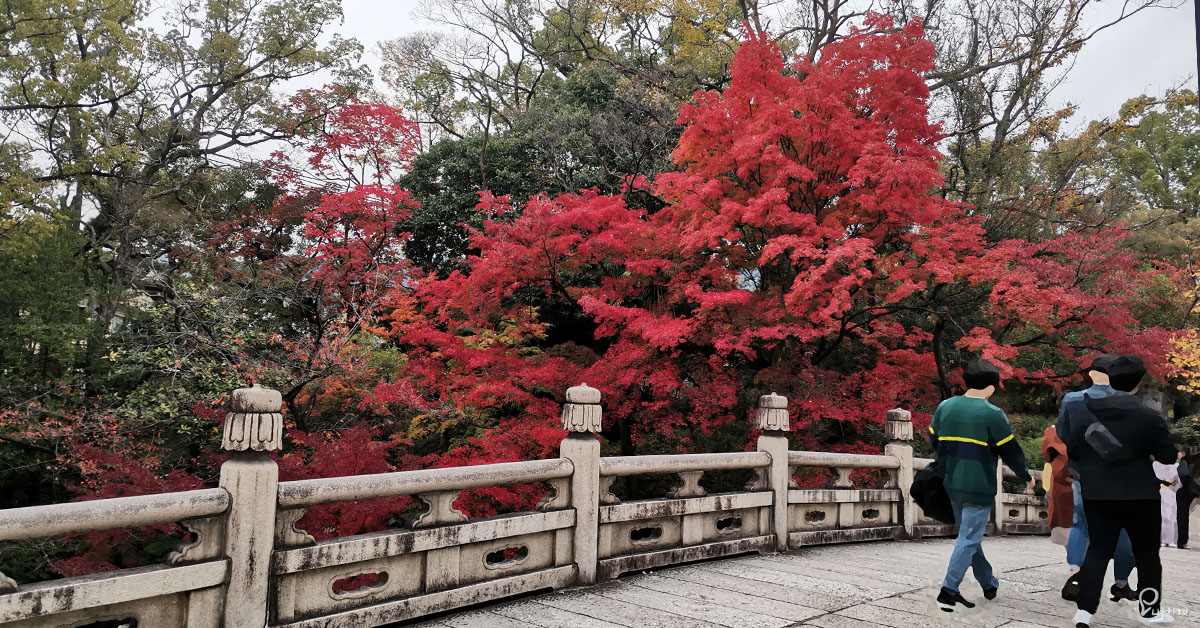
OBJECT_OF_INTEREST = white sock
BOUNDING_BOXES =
[1074,609,1092,625]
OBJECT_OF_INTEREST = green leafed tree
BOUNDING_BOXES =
[0,0,367,389]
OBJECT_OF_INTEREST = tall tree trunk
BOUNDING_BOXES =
[932,318,951,399]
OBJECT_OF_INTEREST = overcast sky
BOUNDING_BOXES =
[337,0,1196,129]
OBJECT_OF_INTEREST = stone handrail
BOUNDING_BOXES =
[788,451,901,468]
[598,451,771,476]
[0,488,230,541]
[277,458,574,508]
[0,385,1050,628]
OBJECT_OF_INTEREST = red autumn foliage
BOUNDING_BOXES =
[375,17,1180,465]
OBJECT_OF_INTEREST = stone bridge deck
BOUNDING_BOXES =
[411,536,1200,628]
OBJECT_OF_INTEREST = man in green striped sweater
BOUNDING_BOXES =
[930,359,1032,612]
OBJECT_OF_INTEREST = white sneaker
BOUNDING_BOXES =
[1073,609,1092,627]
[1140,611,1175,625]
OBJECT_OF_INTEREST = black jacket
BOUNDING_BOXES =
[1063,393,1177,501]
[1180,460,1198,501]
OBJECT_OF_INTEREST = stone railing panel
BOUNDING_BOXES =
[0,562,228,628]
[594,451,775,580]
[785,449,907,548]
[0,487,232,628]
[598,513,682,558]
[998,492,1051,535]
[269,457,579,626]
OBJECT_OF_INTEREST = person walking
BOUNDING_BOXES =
[1041,424,1074,545]
[930,359,1032,613]
[1061,355,1179,627]
[1056,355,1137,603]
[1178,449,1196,549]
[1153,457,1180,548]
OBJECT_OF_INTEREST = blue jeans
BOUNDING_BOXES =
[1067,480,1133,582]
[943,501,999,593]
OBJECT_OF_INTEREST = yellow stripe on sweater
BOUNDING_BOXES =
[938,436,989,447]
[995,434,1014,446]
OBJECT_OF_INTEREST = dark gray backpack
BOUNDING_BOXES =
[1082,396,1130,462]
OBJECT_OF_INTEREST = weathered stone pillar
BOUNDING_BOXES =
[560,383,601,585]
[218,384,283,627]
[754,392,791,552]
[884,408,915,539]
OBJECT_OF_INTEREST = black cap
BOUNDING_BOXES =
[965,359,1000,378]
[1106,355,1146,392]
[1087,353,1118,374]
[963,359,1001,390]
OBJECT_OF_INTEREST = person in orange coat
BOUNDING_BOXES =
[1042,424,1074,544]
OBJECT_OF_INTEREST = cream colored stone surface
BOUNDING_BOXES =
[220,453,278,628]
[410,537,1200,628]
[277,458,573,508]
[754,392,790,432]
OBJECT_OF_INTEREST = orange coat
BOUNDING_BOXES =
[1041,425,1074,533]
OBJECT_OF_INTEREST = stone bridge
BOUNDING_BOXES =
[409,534,1200,628]
[3,384,1193,628]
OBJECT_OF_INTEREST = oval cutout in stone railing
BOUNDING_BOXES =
[804,510,826,523]
[1008,509,1021,519]
[715,516,743,533]
[484,546,530,570]
[330,572,389,599]
[861,508,880,521]
[629,526,663,544]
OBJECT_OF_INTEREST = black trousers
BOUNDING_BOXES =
[1179,488,1193,547]
[1077,499,1162,616]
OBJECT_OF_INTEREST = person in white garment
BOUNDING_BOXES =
[1153,459,1180,548]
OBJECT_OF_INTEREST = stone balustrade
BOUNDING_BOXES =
[0,386,1050,628]
[912,456,1049,538]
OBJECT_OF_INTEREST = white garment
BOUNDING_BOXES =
[1153,461,1180,546]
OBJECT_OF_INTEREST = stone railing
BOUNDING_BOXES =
[0,385,1049,628]
[913,457,1048,538]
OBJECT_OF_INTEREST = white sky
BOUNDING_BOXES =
[338,0,1197,128]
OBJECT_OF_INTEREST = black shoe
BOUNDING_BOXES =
[1062,575,1081,601]
[982,584,998,600]
[936,588,976,612]
[1110,583,1137,602]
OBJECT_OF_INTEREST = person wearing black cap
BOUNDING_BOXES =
[1055,354,1136,603]
[928,359,1032,612]
[1061,355,1179,627]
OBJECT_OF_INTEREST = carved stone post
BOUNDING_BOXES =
[560,383,602,585]
[754,392,791,552]
[218,384,283,627]
[884,408,915,539]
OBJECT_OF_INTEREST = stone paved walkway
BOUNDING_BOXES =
[409,519,1200,628]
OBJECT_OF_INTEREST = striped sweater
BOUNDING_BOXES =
[929,396,1032,506]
